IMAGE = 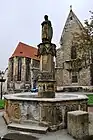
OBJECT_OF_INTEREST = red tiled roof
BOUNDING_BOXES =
[10,42,39,60]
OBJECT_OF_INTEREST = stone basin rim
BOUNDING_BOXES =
[4,92,88,102]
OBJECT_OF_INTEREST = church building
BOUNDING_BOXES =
[56,7,93,89]
[7,42,40,93]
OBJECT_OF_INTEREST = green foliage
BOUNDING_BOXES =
[87,94,93,105]
[0,99,4,109]
[73,11,93,63]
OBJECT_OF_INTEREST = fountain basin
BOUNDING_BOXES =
[4,92,88,131]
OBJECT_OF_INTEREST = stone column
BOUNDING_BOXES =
[31,59,33,88]
[37,15,56,98]
[38,43,56,98]
[7,59,12,82]
[21,57,26,82]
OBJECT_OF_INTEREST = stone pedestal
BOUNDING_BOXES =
[38,72,56,98]
[37,42,56,98]
[67,110,89,139]
[37,15,56,98]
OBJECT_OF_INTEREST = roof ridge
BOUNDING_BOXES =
[9,42,39,60]
[19,42,37,49]
[71,10,83,29]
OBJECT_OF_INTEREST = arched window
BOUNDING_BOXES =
[10,58,14,81]
[71,45,77,59]
[26,58,31,81]
[17,57,22,81]
[70,16,73,20]
[72,71,78,83]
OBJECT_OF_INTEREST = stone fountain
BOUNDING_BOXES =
[3,15,88,133]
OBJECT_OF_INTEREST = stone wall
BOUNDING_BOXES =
[56,10,92,87]
[79,66,91,86]
[4,96,88,130]
[7,56,40,93]
[55,68,63,86]
[56,48,64,67]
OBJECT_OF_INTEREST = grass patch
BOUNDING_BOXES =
[87,94,93,105]
[0,99,4,109]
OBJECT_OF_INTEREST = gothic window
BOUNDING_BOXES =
[72,71,78,83]
[26,58,31,81]
[32,59,40,68]
[70,16,73,20]
[71,46,77,59]
[10,58,14,81]
[17,57,22,81]
[43,84,45,91]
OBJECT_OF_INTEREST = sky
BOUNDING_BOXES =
[0,0,93,70]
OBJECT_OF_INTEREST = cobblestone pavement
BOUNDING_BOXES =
[0,111,75,140]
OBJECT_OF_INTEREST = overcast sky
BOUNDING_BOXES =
[0,0,93,70]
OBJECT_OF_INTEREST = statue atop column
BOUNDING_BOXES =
[37,15,56,98]
[37,15,56,57]
[41,15,53,43]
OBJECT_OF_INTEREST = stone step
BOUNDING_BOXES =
[21,120,49,127]
[7,123,48,134]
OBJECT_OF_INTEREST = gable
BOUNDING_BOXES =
[10,42,40,61]
[60,9,84,45]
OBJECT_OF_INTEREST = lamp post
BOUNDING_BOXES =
[0,71,6,99]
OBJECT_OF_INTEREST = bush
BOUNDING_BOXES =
[87,94,93,105]
[0,99,4,109]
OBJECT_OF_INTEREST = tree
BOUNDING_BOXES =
[72,11,93,65]
[72,11,93,85]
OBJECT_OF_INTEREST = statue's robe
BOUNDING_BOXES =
[41,20,53,42]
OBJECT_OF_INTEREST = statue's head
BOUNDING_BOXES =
[44,15,48,20]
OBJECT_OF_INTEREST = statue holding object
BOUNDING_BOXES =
[41,15,53,43]
[37,15,56,57]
